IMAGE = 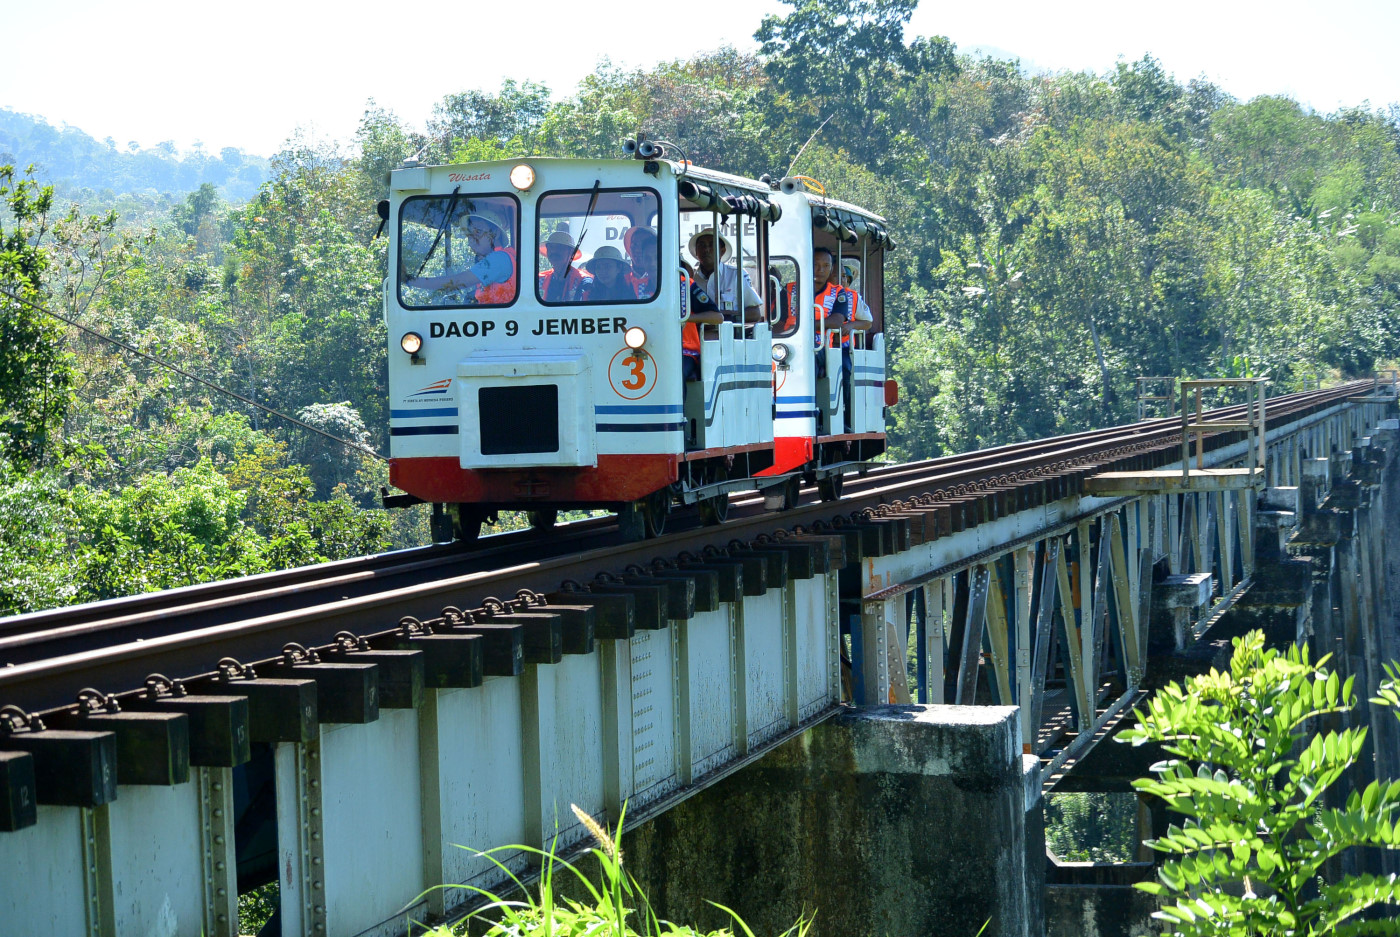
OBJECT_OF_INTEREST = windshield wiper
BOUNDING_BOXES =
[559,180,603,291]
[414,186,469,278]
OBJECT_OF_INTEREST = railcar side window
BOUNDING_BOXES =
[398,193,520,309]
[680,211,767,317]
[769,257,800,338]
[536,189,660,305]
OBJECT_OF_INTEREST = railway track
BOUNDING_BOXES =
[0,382,1372,717]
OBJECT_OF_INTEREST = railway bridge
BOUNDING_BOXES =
[1,380,1397,937]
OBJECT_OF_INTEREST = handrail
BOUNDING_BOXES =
[1179,378,1267,482]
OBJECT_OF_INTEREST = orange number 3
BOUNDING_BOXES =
[622,353,647,390]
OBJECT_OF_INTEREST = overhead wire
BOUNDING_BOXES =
[0,288,387,462]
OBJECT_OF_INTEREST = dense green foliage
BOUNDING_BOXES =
[1121,632,1400,935]
[1044,792,1138,863]
[1,0,1398,615]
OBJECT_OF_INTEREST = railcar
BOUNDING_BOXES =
[380,141,897,540]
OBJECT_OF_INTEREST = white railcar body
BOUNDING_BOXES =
[383,155,893,535]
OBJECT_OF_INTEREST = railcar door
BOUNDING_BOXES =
[677,182,776,480]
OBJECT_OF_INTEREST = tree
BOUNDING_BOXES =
[426,80,552,163]
[755,0,957,169]
[1122,632,1400,936]
[0,164,71,466]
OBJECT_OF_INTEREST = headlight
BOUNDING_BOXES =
[509,164,536,191]
[624,326,647,349]
[771,343,790,364]
[400,332,423,355]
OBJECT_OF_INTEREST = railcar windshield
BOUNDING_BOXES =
[535,188,660,305]
[398,193,520,309]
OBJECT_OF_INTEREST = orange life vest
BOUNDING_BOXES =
[815,282,851,348]
[781,282,799,334]
[538,265,589,302]
[625,269,655,299]
[474,247,517,305]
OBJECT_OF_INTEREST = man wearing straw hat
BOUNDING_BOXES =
[406,209,517,304]
[688,227,762,322]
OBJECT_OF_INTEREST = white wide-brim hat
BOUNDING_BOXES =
[687,227,732,258]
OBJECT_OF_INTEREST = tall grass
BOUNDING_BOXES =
[421,804,811,937]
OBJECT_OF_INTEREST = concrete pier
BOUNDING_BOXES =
[623,705,1042,937]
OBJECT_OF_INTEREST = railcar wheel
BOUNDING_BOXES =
[643,489,670,538]
[780,476,802,511]
[817,472,844,503]
[617,502,646,542]
[434,504,484,543]
[698,492,730,526]
[527,509,558,530]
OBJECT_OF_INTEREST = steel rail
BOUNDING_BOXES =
[0,381,1350,648]
[0,382,1374,715]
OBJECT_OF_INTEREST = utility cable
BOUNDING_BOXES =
[0,289,387,462]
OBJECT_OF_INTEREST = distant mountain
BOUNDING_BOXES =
[0,108,268,202]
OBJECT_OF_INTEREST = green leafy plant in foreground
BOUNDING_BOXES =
[1121,631,1400,935]
[423,804,810,937]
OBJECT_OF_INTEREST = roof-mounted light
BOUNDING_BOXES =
[509,163,536,191]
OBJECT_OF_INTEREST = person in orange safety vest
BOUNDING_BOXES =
[406,212,517,304]
[623,225,659,300]
[538,225,592,302]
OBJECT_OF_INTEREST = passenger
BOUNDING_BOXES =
[623,225,659,299]
[582,246,638,302]
[680,257,723,383]
[538,226,592,302]
[812,247,852,356]
[406,212,517,304]
[688,228,762,322]
[819,254,871,433]
[839,261,874,342]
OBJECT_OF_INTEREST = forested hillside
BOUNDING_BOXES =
[0,108,268,201]
[2,0,1398,615]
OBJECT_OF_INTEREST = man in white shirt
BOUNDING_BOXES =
[688,228,763,322]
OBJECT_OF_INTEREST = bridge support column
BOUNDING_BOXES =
[621,705,1041,937]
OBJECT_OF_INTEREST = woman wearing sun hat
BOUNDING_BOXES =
[582,246,637,302]
[406,209,517,304]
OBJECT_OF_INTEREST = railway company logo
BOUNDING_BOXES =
[409,379,452,397]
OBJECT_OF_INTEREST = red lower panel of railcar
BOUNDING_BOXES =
[390,454,680,505]
[758,435,815,476]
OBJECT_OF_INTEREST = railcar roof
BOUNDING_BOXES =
[402,156,885,223]
[805,193,886,225]
[667,162,770,194]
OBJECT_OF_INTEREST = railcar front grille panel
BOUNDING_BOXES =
[478,385,560,454]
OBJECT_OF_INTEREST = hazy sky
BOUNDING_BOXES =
[2,0,1396,157]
